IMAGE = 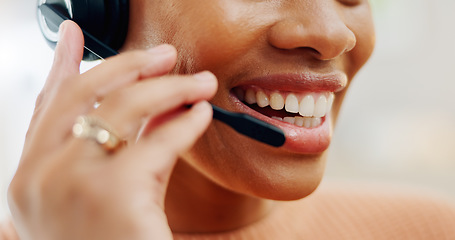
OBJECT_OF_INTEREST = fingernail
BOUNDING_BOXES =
[58,23,67,41]
[192,101,211,112]
[193,71,216,82]
[147,44,174,54]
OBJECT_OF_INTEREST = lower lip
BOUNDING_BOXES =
[229,95,332,154]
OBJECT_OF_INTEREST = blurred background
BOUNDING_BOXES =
[1,0,454,219]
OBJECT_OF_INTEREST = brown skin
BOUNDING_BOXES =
[123,0,375,233]
[7,0,374,239]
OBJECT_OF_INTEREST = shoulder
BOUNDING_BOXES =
[0,219,19,240]
[289,181,455,239]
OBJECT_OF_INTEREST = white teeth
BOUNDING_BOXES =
[256,91,269,107]
[272,116,283,121]
[285,94,299,113]
[271,115,322,129]
[283,117,295,124]
[236,88,336,128]
[303,118,312,128]
[299,95,315,117]
[245,89,257,104]
[270,92,284,110]
[295,117,304,127]
[314,95,327,118]
[311,117,321,127]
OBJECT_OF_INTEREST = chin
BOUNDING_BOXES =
[240,156,327,201]
[186,133,329,201]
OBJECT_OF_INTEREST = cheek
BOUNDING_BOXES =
[191,25,257,72]
[345,5,376,77]
[173,5,269,72]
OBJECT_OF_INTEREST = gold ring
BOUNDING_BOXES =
[72,115,125,153]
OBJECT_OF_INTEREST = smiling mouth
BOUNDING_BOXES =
[233,86,334,129]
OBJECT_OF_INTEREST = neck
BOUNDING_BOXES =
[165,159,276,233]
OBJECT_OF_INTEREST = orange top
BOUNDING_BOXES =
[3,183,455,240]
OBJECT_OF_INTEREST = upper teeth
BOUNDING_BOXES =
[240,88,335,118]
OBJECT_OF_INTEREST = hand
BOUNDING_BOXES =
[7,20,217,240]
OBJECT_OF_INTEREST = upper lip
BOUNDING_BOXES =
[234,71,347,93]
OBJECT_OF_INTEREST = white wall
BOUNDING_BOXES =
[1,0,51,220]
[326,0,455,196]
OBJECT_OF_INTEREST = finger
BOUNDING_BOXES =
[39,45,177,135]
[35,21,84,113]
[117,101,213,193]
[22,21,84,155]
[93,71,218,138]
[49,21,84,80]
[27,45,177,156]
[147,101,213,157]
[74,44,177,100]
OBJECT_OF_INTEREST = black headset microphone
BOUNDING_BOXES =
[36,0,285,147]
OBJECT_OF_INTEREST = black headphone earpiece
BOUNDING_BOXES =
[37,0,129,61]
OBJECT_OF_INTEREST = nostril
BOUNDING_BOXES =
[295,47,322,59]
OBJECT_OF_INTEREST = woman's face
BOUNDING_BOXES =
[124,0,375,200]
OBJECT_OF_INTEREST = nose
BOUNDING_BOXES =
[267,2,356,60]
